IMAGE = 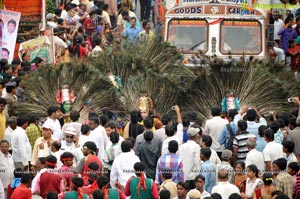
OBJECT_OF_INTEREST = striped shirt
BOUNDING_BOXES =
[155,153,184,184]
[233,132,256,160]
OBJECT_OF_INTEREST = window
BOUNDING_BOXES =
[220,20,262,55]
[167,19,208,52]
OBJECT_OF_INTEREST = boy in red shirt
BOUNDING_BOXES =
[10,173,32,199]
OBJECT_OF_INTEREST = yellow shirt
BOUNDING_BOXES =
[0,112,6,140]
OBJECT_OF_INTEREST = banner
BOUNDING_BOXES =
[18,36,51,64]
[0,10,21,63]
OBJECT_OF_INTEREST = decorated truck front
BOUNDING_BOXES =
[164,1,266,66]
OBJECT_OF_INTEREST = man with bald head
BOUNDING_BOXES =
[245,137,265,172]
[211,169,240,198]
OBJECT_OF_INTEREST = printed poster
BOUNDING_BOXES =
[0,10,21,63]
[18,36,51,64]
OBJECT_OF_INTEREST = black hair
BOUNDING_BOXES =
[121,10,129,17]
[46,155,57,168]
[73,36,83,57]
[247,164,259,178]
[100,115,109,126]
[290,117,297,128]
[271,191,284,197]
[34,57,43,65]
[46,192,58,199]
[228,193,242,199]
[275,195,290,199]
[88,162,100,171]
[52,141,61,151]
[144,130,153,141]
[177,182,188,189]
[0,98,7,105]
[0,139,9,145]
[161,167,173,179]
[165,124,175,137]
[60,152,74,162]
[238,120,248,132]
[264,129,274,141]
[195,174,205,182]
[14,168,23,178]
[89,116,100,125]
[282,140,295,153]
[258,125,267,137]
[92,190,104,199]
[246,109,257,121]
[130,110,142,124]
[38,157,46,165]
[182,118,189,127]
[142,20,150,29]
[134,162,145,175]
[17,117,28,127]
[276,119,285,128]
[288,162,299,172]
[274,158,287,171]
[47,106,60,116]
[70,111,80,122]
[159,189,171,199]
[201,135,212,147]
[104,121,117,129]
[143,117,153,129]
[270,121,280,134]
[262,173,273,185]
[21,173,32,184]
[54,8,62,16]
[227,109,238,119]
[121,140,132,152]
[235,160,246,170]
[200,147,211,159]
[96,176,109,189]
[93,37,101,46]
[101,3,109,10]
[211,193,222,199]
[7,19,16,26]
[81,124,91,135]
[211,107,221,117]
[168,140,178,153]
[110,131,120,144]
[71,176,84,191]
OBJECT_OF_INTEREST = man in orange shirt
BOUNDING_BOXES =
[10,173,32,199]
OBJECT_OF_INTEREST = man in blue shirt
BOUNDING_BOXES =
[123,17,141,44]
[200,147,216,193]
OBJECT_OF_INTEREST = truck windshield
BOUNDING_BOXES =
[167,19,208,52]
[220,20,262,55]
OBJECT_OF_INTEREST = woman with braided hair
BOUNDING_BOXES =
[124,162,158,199]
[64,176,89,199]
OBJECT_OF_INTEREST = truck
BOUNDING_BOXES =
[163,0,269,66]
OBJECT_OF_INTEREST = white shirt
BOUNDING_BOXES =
[263,141,285,164]
[179,140,201,181]
[161,135,181,155]
[50,150,63,168]
[0,179,4,199]
[89,125,105,161]
[117,11,138,31]
[44,118,62,140]
[92,46,103,57]
[0,151,15,188]
[31,168,47,192]
[11,126,32,166]
[210,148,221,166]
[47,21,58,28]
[78,135,94,147]
[4,126,14,147]
[60,141,84,165]
[274,19,284,40]
[287,153,298,166]
[106,136,124,149]
[211,181,240,199]
[204,116,228,151]
[274,47,285,61]
[102,10,111,26]
[110,151,140,188]
[54,36,68,57]
[245,178,263,197]
[245,149,265,172]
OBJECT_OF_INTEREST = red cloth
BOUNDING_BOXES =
[7,184,14,199]
[72,46,88,58]
[81,154,102,186]
[10,184,32,199]
[287,46,300,71]
[40,171,63,198]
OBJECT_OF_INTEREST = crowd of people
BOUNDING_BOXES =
[0,89,300,199]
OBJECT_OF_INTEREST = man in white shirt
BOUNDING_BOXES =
[3,116,17,148]
[61,110,82,139]
[89,116,106,161]
[110,140,140,188]
[46,13,58,28]
[0,140,15,194]
[211,169,240,198]
[245,137,265,172]
[179,127,201,190]
[263,129,285,171]
[204,107,228,157]
[272,10,284,45]
[117,3,139,33]
[60,126,83,165]
[44,106,62,140]
[11,117,31,170]
[31,122,57,167]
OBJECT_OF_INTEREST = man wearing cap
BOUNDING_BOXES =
[5,82,18,117]
[31,121,56,169]
[60,126,83,165]
[11,117,31,170]
[179,127,201,190]
[46,13,58,28]
[216,149,234,184]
